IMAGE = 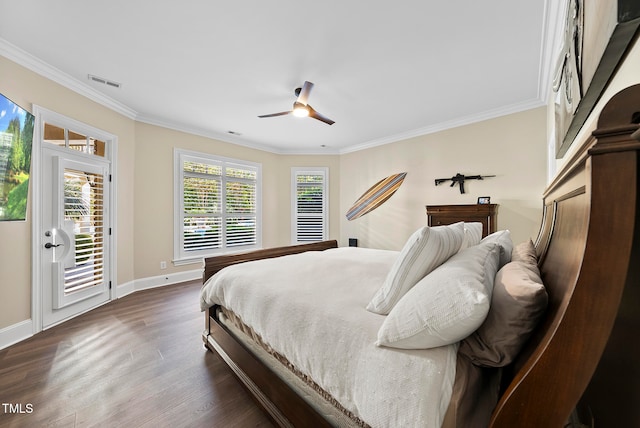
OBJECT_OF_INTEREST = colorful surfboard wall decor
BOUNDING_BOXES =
[346,172,407,220]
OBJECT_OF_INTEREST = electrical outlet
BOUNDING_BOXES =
[160,261,167,269]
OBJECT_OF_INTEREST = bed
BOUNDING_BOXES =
[200,83,640,427]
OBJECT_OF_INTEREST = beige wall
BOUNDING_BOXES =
[339,107,548,250]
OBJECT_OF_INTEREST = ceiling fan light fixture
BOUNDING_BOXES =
[259,82,334,125]
[292,102,310,117]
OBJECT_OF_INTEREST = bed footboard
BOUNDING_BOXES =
[202,240,338,427]
[204,308,333,428]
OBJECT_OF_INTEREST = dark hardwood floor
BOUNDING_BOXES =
[0,281,274,428]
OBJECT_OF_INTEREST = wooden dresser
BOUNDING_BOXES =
[425,204,498,238]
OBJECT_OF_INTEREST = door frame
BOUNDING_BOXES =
[31,105,118,332]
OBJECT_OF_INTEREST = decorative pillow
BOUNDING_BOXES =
[459,260,548,367]
[481,229,513,269]
[366,223,465,315]
[511,239,538,267]
[376,240,501,349]
[460,222,483,251]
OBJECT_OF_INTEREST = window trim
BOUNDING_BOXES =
[291,167,329,244]
[174,148,262,265]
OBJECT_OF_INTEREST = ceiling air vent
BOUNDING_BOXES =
[88,74,121,89]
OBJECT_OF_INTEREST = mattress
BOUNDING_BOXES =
[201,247,459,427]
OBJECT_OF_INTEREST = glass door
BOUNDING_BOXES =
[40,122,111,328]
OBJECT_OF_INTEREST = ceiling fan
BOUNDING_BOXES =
[258,81,335,125]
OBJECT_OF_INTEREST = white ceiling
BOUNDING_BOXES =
[0,1,553,154]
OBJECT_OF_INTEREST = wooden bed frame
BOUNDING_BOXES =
[202,84,640,427]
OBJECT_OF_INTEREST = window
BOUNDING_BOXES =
[292,167,328,243]
[174,149,261,263]
[44,122,106,157]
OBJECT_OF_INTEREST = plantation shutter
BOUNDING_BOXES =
[225,163,257,247]
[293,168,328,243]
[62,167,105,294]
[178,152,260,260]
[182,160,223,253]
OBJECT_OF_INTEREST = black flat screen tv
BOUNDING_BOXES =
[0,92,34,221]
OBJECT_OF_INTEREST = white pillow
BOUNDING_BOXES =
[366,223,465,315]
[376,240,501,349]
[460,222,483,251]
[481,229,513,269]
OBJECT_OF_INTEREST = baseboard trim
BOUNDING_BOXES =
[118,268,202,298]
[0,319,33,351]
[116,279,136,298]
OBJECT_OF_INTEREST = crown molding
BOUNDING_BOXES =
[136,113,342,155]
[339,98,546,154]
[537,0,563,102]
[135,114,286,154]
[0,38,137,119]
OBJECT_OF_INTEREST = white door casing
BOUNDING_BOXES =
[32,106,117,331]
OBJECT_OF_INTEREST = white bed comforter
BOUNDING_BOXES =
[200,247,457,428]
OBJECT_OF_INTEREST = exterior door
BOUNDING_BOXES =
[40,145,111,328]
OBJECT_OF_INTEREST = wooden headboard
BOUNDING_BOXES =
[489,83,640,427]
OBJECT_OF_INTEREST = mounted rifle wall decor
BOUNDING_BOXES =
[434,173,495,194]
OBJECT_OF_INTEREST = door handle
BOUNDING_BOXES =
[44,242,63,249]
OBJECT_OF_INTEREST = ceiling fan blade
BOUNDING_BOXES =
[308,106,335,125]
[296,81,314,105]
[258,111,292,118]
